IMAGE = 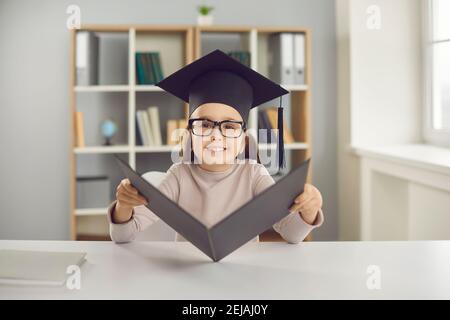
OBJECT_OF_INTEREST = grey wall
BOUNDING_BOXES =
[0,0,337,240]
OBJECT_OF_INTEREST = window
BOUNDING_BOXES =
[424,0,450,146]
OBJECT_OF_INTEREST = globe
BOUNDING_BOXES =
[101,120,117,145]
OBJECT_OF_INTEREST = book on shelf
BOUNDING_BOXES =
[151,53,164,83]
[135,115,143,146]
[136,110,154,146]
[148,106,162,146]
[136,111,147,146]
[227,51,251,67]
[293,33,306,84]
[76,31,99,86]
[135,54,146,85]
[135,106,163,146]
[74,111,85,148]
[135,52,164,85]
[258,108,294,144]
[268,33,305,85]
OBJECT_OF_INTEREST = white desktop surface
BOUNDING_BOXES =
[0,240,449,299]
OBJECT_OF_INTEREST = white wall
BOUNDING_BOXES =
[336,0,423,240]
[0,0,338,240]
[350,0,422,147]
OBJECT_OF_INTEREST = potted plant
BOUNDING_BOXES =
[197,4,214,25]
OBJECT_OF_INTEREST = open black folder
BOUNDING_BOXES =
[114,155,310,262]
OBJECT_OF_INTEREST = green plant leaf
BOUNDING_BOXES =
[197,5,214,15]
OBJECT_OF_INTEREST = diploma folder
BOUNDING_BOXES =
[114,155,310,262]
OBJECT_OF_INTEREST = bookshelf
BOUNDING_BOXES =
[69,24,312,241]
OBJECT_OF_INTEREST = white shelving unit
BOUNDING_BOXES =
[193,25,313,241]
[75,208,108,216]
[70,25,193,239]
[74,85,130,92]
[69,24,312,240]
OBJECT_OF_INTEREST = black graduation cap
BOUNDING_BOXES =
[156,49,289,171]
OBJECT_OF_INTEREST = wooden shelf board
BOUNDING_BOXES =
[78,24,192,32]
[195,25,253,33]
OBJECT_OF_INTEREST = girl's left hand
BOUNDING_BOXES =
[289,183,323,225]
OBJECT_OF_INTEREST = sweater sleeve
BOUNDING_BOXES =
[107,165,180,243]
[253,164,324,244]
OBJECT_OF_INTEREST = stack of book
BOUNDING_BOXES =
[135,52,164,85]
[258,107,294,144]
[136,106,163,146]
[227,51,251,67]
[136,109,187,147]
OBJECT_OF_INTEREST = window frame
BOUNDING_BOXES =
[423,0,450,147]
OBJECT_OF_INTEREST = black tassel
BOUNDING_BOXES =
[277,96,286,172]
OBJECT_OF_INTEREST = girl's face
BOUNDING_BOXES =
[190,103,245,167]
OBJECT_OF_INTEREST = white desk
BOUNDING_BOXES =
[1,240,449,299]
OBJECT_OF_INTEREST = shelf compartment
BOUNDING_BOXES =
[135,91,186,147]
[75,91,129,147]
[74,152,129,240]
[257,30,309,87]
[197,31,252,63]
[134,31,188,85]
[76,31,129,86]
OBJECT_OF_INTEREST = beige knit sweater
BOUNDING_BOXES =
[107,161,324,243]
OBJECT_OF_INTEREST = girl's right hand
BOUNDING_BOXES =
[113,179,148,223]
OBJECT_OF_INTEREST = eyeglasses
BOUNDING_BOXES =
[188,118,246,138]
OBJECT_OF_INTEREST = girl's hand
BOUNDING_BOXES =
[289,183,323,225]
[113,179,148,223]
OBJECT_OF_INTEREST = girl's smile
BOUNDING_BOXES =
[205,142,227,153]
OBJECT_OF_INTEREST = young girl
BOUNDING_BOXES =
[107,50,324,244]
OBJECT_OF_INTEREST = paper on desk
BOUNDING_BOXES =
[0,250,86,286]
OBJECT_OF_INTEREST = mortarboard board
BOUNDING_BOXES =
[156,49,290,171]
